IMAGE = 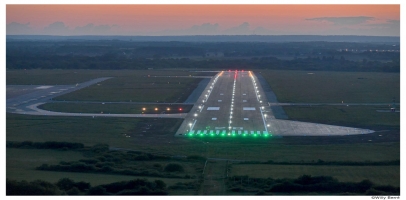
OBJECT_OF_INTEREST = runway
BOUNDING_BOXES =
[176,70,374,137]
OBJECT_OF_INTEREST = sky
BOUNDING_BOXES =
[6,4,401,36]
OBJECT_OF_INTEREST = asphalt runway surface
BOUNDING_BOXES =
[176,70,270,136]
[176,71,374,137]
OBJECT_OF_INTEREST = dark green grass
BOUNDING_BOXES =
[38,103,193,114]
[6,113,183,149]
[259,70,399,103]
[283,106,400,129]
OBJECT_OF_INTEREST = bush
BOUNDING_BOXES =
[6,179,64,195]
[87,186,107,195]
[66,187,81,195]
[56,178,75,191]
[164,163,184,172]
[90,144,109,153]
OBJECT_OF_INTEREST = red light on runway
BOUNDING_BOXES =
[179,108,183,111]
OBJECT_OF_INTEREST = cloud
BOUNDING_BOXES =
[73,23,113,35]
[43,21,70,35]
[223,22,251,35]
[306,16,375,25]
[7,22,32,35]
[367,19,399,27]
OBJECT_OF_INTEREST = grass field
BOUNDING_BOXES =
[283,105,400,129]
[38,103,193,114]
[259,70,399,103]
[230,164,400,186]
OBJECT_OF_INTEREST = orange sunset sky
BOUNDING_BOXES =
[6,4,400,36]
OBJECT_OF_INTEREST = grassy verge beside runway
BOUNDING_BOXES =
[229,164,400,186]
[259,70,399,103]
[38,103,193,114]
[283,105,400,129]
[6,113,184,149]
[6,69,204,85]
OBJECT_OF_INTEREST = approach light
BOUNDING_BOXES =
[142,108,146,111]
[194,114,198,117]
[155,108,158,111]
[167,108,170,111]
